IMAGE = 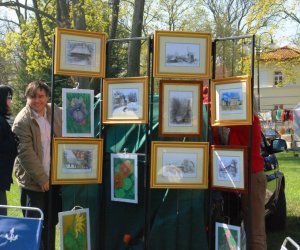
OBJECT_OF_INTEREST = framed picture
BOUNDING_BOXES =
[210,145,248,193]
[102,77,148,124]
[150,141,209,189]
[62,88,94,137]
[211,76,252,126]
[153,30,212,78]
[51,138,103,185]
[215,222,241,250]
[111,153,138,203]
[59,208,91,250]
[54,27,106,77]
[159,80,203,137]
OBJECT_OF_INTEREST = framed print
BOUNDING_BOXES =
[102,77,148,124]
[211,76,252,126]
[150,141,209,189]
[51,138,103,184]
[153,30,212,78]
[159,80,203,137]
[215,222,241,250]
[111,153,138,203]
[59,208,91,250]
[54,27,106,77]
[62,88,94,137]
[210,145,248,193]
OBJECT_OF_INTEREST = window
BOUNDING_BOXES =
[274,71,283,86]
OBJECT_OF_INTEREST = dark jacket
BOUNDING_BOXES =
[0,115,18,191]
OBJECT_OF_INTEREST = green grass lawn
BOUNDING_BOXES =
[6,150,300,249]
[267,150,300,249]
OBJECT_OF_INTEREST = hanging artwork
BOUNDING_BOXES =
[59,207,91,250]
[62,88,94,137]
[211,76,252,126]
[51,138,103,185]
[150,141,209,189]
[210,145,248,193]
[159,80,203,137]
[215,222,241,250]
[153,30,212,78]
[54,28,106,78]
[110,153,138,203]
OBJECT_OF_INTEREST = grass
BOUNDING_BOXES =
[6,151,300,249]
[266,150,300,249]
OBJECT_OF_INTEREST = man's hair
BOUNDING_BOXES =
[0,84,13,117]
[25,80,50,98]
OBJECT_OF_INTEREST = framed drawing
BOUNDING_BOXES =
[210,145,248,193]
[51,138,103,185]
[153,30,211,78]
[54,27,106,78]
[59,208,91,250]
[111,153,138,203]
[159,80,203,137]
[215,222,241,250]
[150,141,209,189]
[62,88,94,137]
[102,77,148,124]
[211,76,252,126]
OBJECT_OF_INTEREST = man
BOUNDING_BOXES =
[12,80,62,249]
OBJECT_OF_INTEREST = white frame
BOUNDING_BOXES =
[62,88,94,137]
[59,208,91,250]
[215,222,241,250]
[110,153,138,204]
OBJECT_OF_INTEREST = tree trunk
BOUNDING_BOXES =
[127,0,145,77]
[56,0,70,28]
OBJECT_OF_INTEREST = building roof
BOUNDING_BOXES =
[260,46,300,61]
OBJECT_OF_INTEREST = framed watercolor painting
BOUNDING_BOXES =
[159,80,203,137]
[59,208,91,250]
[153,30,211,78]
[150,141,209,189]
[51,138,103,185]
[102,77,148,124]
[211,76,252,126]
[215,222,241,250]
[210,145,248,193]
[62,88,94,137]
[110,153,138,203]
[54,27,106,78]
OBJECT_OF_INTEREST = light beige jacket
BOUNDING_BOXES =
[12,104,62,192]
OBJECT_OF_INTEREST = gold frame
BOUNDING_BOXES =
[150,141,209,189]
[102,77,149,124]
[211,76,252,126]
[159,80,203,137]
[54,28,106,78]
[153,30,212,78]
[51,137,103,185]
[210,145,248,193]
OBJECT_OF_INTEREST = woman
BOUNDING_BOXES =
[0,85,18,215]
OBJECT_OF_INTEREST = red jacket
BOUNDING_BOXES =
[227,115,264,173]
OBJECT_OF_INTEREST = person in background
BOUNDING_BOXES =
[0,85,18,216]
[12,80,62,249]
[226,98,266,250]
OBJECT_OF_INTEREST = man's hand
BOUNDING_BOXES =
[41,180,49,192]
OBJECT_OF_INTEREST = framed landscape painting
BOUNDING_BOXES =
[210,145,248,193]
[54,28,106,78]
[150,141,209,189]
[62,88,94,137]
[215,222,241,250]
[153,30,211,78]
[51,138,103,185]
[211,76,252,126]
[102,77,148,124]
[159,80,203,137]
[110,153,138,203]
[59,208,91,250]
